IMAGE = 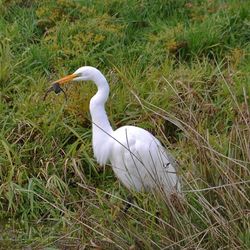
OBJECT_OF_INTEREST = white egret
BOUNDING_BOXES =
[48,66,181,199]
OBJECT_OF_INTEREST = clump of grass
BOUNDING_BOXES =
[0,0,249,249]
[0,39,13,86]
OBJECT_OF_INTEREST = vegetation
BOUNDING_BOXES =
[0,0,249,249]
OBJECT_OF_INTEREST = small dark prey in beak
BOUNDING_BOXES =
[43,82,67,101]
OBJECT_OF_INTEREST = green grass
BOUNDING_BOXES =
[0,0,249,249]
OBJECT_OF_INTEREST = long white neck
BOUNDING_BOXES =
[89,71,113,165]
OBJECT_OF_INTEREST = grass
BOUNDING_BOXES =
[0,0,249,249]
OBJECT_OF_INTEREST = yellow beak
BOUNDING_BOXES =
[53,73,78,85]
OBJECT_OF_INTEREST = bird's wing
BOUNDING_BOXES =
[110,126,180,192]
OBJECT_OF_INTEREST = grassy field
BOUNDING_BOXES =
[0,0,249,249]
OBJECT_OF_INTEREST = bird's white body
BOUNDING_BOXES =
[110,126,180,194]
[73,66,180,196]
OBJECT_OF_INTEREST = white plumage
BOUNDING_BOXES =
[56,66,181,197]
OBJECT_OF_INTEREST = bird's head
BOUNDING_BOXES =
[55,66,98,84]
[73,66,99,81]
[43,66,99,100]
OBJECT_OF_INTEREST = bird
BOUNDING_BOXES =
[47,66,181,200]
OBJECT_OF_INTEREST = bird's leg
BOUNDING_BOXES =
[122,194,134,214]
[113,194,134,221]
[154,211,161,224]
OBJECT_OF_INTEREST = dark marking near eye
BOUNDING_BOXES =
[43,82,67,101]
